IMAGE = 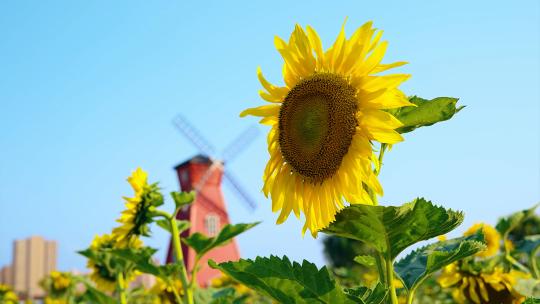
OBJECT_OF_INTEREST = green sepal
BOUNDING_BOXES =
[394,231,486,290]
[156,218,191,235]
[184,222,259,257]
[322,198,463,260]
[209,255,361,304]
[391,96,463,133]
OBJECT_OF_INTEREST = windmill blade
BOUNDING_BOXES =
[173,114,216,156]
[221,125,260,163]
[193,159,222,193]
[223,170,258,211]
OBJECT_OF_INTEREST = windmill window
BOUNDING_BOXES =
[205,214,220,236]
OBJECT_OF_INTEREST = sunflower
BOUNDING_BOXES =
[240,21,412,235]
[438,263,529,304]
[87,234,141,292]
[49,271,71,291]
[112,168,163,247]
[463,223,501,257]
[150,277,183,304]
[0,284,18,304]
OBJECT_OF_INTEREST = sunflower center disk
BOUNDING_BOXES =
[279,73,358,183]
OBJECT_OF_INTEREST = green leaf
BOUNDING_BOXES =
[171,191,196,209]
[184,222,259,257]
[209,255,360,304]
[516,235,540,254]
[323,198,463,260]
[523,298,540,304]
[110,247,183,280]
[353,255,376,268]
[110,247,160,276]
[78,280,117,304]
[394,231,486,290]
[391,96,463,133]
[156,218,190,235]
[344,283,387,304]
[496,204,539,238]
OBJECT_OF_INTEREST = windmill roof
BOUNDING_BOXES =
[174,154,212,169]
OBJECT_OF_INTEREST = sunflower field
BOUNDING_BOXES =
[2,20,539,304]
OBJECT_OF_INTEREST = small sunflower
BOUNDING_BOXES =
[151,277,183,304]
[0,284,18,304]
[87,234,141,292]
[464,223,501,257]
[240,21,412,235]
[112,168,163,247]
[49,271,71,291]
[438,263,529,304]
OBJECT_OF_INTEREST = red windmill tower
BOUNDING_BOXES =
[166,115,259,286]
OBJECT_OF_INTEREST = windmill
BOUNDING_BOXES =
[165,114,259,286]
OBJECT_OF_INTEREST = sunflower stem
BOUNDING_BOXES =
[170,215,193,304]
[375,252,387,286]
[117,272,128,304]
[385,257,399,304]
[167,277,184,304]
[530,246,540,278]
[375,143,387,176]
[189,255,201,290]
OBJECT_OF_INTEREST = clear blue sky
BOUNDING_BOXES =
[1,1,539,272]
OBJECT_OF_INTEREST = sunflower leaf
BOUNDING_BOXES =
[516,235,540,254]
[496,204,539,239]
[394,231,486,290]
[209,255,362,304]
[78,280,117,304]
[353,255,376,268]
[155,218,191,235]
[184,222,260,257]
[344,283,387,304]
[391,96,463,133]
[171,191,196,209]
[322,198,464,260]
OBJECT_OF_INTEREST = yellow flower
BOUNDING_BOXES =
[0,284,19,304]
[49,271,71,291]
[87,234,141,292]
[112,168,163,247]
[240,21,411,236]
[151,277,183,304]
[44,298,68,304]
[438,263,529,304]
[463,223,501,257]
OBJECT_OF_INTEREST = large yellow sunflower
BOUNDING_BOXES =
[463,223,501,258]
[87,233,141,292]
[240,21,412,235]
[438,263,529,304]
[112,168,163,247]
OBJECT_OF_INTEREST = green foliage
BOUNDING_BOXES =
[171,191,196,209]
[517,235,540,254]
[78,280,117,304]
[394,231,486,291]
[110,247,183,280]
[344,283,387,304]
[496,204,539,239]
[354,255,376,268]
[184,222,259,257]
[391,96,463,133]
[523,298,540,304]
[209,255,361,304]
[156,218,191,235]
[323,198,463,260]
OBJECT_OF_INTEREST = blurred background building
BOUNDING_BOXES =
[0,236,57,300]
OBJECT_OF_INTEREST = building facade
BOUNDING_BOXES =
[10,236,57,299]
